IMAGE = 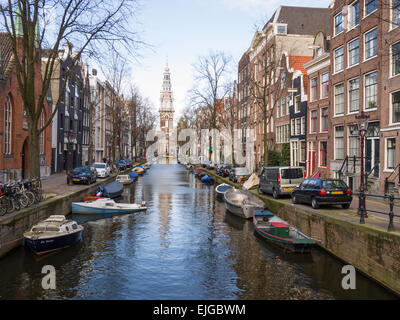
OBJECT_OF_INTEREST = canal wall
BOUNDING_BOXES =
[200,167,400,295]
[0,167,137,258]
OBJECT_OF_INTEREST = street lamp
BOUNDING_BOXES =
[356,111,370,224]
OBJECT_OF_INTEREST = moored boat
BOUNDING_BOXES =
[116,174,133,185]
[96,181,124,199]
[72,198,147,215]
[215,183,234,200]
[23,215,83,256]
[253,210,315,253]
[128,171,139,182]
[133,166,145,176]
[224,189,265,219]
[83,196,105,202]
[201,174,215,184]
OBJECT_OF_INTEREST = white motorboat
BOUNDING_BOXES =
[23,215,84,256]
[72,198,147,215]
[116,174,133,185]
[224,189,265,219]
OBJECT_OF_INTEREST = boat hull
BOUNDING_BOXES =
[102,181,124,198]
[224,189,265,219]
[72,203,147,215]
[254,228,313,253]
[25,230,83,256]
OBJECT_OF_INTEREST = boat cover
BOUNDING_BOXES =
[101,181,124,198]
[243,174,259,190]
[128,171,139,180]
[201,175,214,183]
[216,184,233,193]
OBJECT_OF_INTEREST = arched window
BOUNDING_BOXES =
[4,96,12,155]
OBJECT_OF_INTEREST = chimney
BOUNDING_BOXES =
[92,69,97,76]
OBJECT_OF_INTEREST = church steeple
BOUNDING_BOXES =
[159,61,174,133]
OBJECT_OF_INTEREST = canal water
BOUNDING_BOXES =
[0,164,396,299]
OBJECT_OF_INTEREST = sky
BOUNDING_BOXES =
[130,0,332,123]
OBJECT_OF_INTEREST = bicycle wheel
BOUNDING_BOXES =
[25,191,35,206]
[18,194,29,208]
[11,197,20,211]
[0,198,7,216]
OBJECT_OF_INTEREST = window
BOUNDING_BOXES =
[365,28,378,60]
[4,96,12,155]
[350,1,360,28]
[311,110,318,133]
[291,119,295,136]
[392,91,400,123]
[321,107,329,132]
[300,141,306,162]
[320,142,328,167]
[334,83,345,115]
[348,78,360,113]
[281,71,286,89]
[295,95,301,113]
[348,125,359,157]
[321,73,329,98]
[335,12,344,35]
[40,112,45,155]
[365,71,378,110]
[296,118,301,136]
[281,98,286,116]
[394,0,400,27]
[365,0,378,16]
[301,117,305,135]
[277,99,281,118]
[335,46,344,72]
[335,126,345,160]
[311,77,318,101]
[392,41,400,76]
[348,38,359,66]
[387,138,396,169]
[277,25,287,34]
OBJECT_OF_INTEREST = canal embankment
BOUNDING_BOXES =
[198,166,400,296]
[0,166,139,259]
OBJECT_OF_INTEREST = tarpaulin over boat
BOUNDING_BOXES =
[243,174,259,190]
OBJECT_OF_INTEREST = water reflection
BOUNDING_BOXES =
[0,163,396,300]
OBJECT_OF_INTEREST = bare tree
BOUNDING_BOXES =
[189,50,233,162]
[0,0,141,178]
[248,40,287,168]
[136,97,156,159]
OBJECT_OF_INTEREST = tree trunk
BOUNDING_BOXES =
[263,110,269,168]
[28,120,40,179]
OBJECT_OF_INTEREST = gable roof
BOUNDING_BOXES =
[265,6,330,36]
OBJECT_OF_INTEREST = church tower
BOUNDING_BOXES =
[159,62,174,133]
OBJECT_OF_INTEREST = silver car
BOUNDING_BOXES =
[93,163,111,178]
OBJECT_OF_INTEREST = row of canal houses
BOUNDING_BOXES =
[0,37,133,182]
[237,1,400,194]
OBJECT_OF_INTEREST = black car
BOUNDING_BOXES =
[291,178,352,209]
[116,160,127,171]
[72,167,97,185]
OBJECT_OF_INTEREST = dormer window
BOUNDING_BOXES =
[277,25,287,34]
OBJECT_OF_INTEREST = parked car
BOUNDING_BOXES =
[124,159,133,168]
[259,166,305,199]
[292,178,353,209]
[202,160,211,168]
[72,167,97,185]
[116,160,127,171]
[220,165,232,177]
[229,167,251,183]
[92,162,111,178]
[216,164,225,175]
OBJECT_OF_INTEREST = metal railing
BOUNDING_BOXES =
[357,192,399,232]
[384,163,400,195]
[365,161,379,191]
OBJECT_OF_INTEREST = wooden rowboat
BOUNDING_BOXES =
[253,210,315,253]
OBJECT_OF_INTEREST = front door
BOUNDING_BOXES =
[366,138,380,177]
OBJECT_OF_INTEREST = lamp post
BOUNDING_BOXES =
[66,132,75,185]
[356,112,369,223]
